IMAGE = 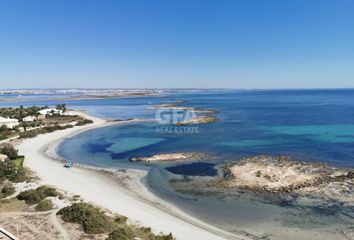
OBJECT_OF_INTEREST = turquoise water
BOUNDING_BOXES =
[262,124,354,143]
[55,90,354,238]
[107,137,164,154]
[2,89,354,238]
[217,138,292,148]
[57,90,354,168]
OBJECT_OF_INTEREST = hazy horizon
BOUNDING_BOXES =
[2,87,354,91]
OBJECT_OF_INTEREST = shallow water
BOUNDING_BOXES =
[3,89,354,238]
[59,90,354,168]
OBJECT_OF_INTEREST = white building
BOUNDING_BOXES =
[22,115,37,122]
[0,117,19,129]
[38,108,65,116]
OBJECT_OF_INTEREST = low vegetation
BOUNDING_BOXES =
[19,124,74,138]
[0,125,14,141]
[0,182,15,199]
[106,228,133,240]
[35,199,53,211]
[1,104,93,141]
[0,145,25,183]
[0,197,28,212]
[76,119,94,126]
[19,118,93,139]
[57,203,174,239]
[0,144,18,160]
[0,106,47,120]
[17,185,58,204]
[153,233,174,240]
[57,203,114,234]
[114,215,128,224]
[12,156,24,169]
[0,158,26,182]
[0,106,49,139]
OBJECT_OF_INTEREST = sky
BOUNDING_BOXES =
[0,0,353,89]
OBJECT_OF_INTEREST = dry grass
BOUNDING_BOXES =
[0,198,29,212]
[60,220,108,240]
[0,212,60,240]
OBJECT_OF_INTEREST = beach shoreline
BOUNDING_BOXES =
[17,110,243,240]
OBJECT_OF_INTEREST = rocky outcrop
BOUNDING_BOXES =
[175,115,218,125]
[130,152,209,162]
[154,100,219,125]
[153,100,188,109]
[212,156,354,197]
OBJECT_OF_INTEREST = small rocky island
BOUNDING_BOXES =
[130,152,208,162]
[220,156,353,191]
[154,100,219,125]
[153,100,188,108]
[175,115,218,125]
[206,155,354,206]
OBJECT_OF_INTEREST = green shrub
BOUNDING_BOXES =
[106,228,133,240]
[0,159,25,182]
[17,185,58,204]
[114,215,128,224]
[57,202,175,240]
[155,233,174,240]
[139,227,152,234]
[0,183,15,199]
[0,144,18,159]
[20,124,77,139]
[19,131,38,138]
[76,119,93,126]
[57,203,114,234]
[36,185,58,197]
[43,124,62,133]
[0,126,12,140]
[17,189,42,204]
[35,199,53,211]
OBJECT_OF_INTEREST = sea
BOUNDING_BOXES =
[1,89,354,238]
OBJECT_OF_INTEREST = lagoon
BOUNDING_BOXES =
[3,89,354,238]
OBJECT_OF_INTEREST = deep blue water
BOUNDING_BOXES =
[3,89,354,237]
[57,90,354,236]
[57,89,354,168]
[166,162,217,176]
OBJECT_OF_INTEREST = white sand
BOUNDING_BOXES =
[17,111,241,240]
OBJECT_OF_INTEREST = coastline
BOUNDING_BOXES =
[17,111,243,240]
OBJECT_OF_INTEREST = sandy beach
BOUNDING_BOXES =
[17,111,241,240]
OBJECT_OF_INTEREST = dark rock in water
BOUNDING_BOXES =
[166,162,217,176]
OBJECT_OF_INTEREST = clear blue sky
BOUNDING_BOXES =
[0,0,353,89]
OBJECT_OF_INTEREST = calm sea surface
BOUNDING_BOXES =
[2,89,354,237]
